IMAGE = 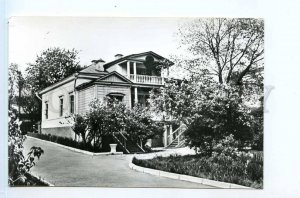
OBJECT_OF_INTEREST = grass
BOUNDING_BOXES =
[132,153,263,189]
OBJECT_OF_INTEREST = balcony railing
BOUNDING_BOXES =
[127,74,164,85]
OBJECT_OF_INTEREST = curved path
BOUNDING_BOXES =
[24,137,213,188]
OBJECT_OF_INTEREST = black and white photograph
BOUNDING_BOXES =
[8,16,264,189]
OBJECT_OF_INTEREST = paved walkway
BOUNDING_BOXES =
[24,137,213,188]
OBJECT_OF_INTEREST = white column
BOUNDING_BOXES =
[134,87,138,104]
[133,62,137,82]
[170,124,173,142]
[127,61,130,78]
[163,125,168,147]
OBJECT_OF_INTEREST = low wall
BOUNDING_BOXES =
[41,127,75,140]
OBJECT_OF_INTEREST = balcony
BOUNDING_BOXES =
[127,74,164,85]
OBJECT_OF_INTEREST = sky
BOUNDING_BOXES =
[9,17,189,73]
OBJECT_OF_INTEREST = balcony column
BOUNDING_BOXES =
[133,62,137,82]
[134,87,138,104]
[127,61,130,78]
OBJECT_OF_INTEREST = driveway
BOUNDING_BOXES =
[24,137,213,188]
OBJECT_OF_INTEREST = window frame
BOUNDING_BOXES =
[45,102,49,119]
[69,94,75,114]
[59,97,64,117]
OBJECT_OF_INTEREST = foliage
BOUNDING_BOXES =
[27,132,104,152]
[21,47,83,123]
[246,151,263,181]
[150,77,258,151]
[64,114,89,145]
[177,18,264,85]
[9,63,42,123]
[132,136,263,188]
[85,98,127,148]
[124,104,164,145]
[26,47,82,92]
[8,63,25,110]
[84,98,164,149]
[8,109,44,186]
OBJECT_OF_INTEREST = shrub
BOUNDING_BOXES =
[27,133,103,152]
[85,98,164,149]
[9,109,44,186]
[132,135,263,188]
[246,152,263,181]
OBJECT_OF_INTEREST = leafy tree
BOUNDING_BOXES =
[149,76,257,152]
[148,18,264,153]
[124,104,164,146]
[64,114,89,145]
[26,47,82,93]
[177,18,264,85]
[85,98,127,149]
[83,98,163,149]
[23,47,83,122]
[8,63,25,111]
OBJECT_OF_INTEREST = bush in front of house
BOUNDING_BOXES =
[27,132,103,152]
[71,98,164,151]
[123,104,164,147]
[132,135,263,189]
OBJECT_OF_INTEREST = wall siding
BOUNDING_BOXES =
[102,75,126,82]
[96,85,131,108]
[77,86,95,115]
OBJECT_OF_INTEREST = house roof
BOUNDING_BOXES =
[103,51,174,69]
[76,71,132,91]
[79,64,108,74]
[38,51,170,95]
[96,71,132,83]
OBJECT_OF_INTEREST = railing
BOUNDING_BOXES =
[128,74,164,85]
[112,132,145,153]
[166,124,187,148]
[112,132,130,154]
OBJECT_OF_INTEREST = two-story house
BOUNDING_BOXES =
[38,51,174,147]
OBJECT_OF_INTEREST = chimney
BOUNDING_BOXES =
[92,59,105,71]
[115,54,123,60]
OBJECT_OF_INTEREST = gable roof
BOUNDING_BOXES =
[96,71,132,83]
[103,51,174,69]
[75,71,132,91]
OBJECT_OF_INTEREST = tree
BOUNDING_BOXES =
[177,18,264,85]
[26,47,82,93]
[124,104,164,146]
[23,47,83,122]
[8,63,25,111]
[149,76,256,153]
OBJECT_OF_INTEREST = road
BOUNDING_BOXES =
[24,137,213,188]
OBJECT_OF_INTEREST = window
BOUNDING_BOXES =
[107,93,124,102]
[45,102,48,119]
[69,95,74,114]
[59,98,63,117]
[106,93,124,107]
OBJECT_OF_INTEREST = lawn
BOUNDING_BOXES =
[132,152,263,189]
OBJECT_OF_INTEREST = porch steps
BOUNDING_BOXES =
[165,124,188,149]
[112,133,145,154]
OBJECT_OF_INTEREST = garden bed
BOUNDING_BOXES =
[132,153,263,189]
[26,132,122,153]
